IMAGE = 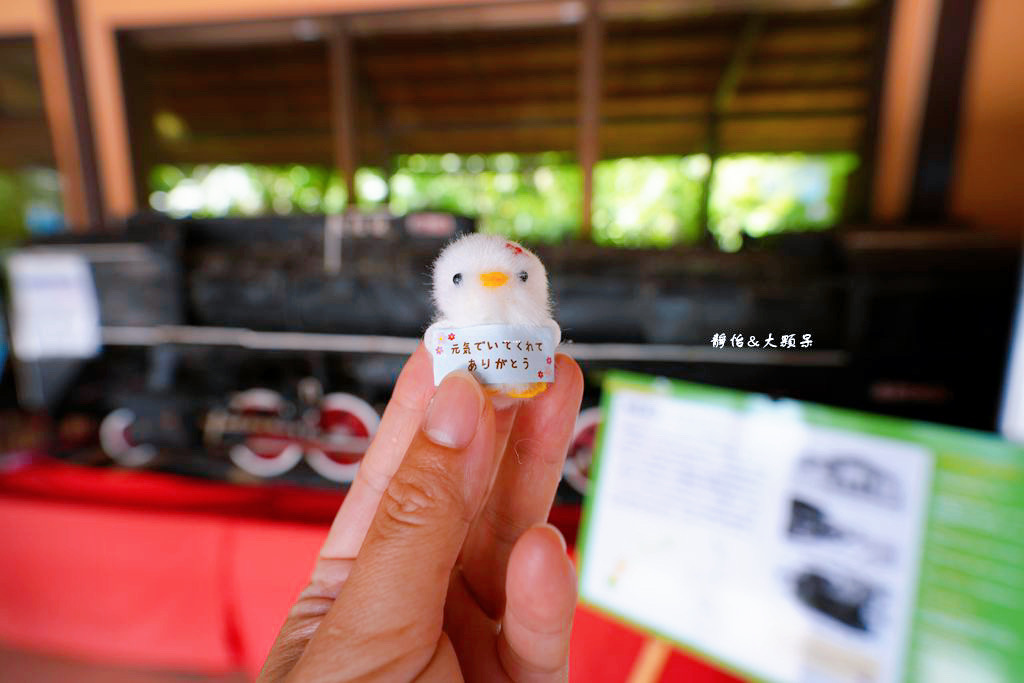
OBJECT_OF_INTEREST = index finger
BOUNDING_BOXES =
[460,353,584,618]
[319,343,435,559]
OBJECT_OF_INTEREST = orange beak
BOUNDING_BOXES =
[479,271,509,288]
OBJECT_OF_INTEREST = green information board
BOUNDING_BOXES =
[578,371,1024,683]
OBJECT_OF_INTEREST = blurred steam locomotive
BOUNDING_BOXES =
[2,211,605,491]
[100,375,380,483]
[2,209,1018,490]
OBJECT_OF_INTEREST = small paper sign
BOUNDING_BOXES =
[428,324,557,387]
[6,251,101,361]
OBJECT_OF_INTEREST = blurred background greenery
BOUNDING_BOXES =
[142,152,857,251]
[0,152,858,250]
[0,152,857,250]
[0,167,63,245]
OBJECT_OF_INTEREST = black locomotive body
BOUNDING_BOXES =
[2,213,1017,492]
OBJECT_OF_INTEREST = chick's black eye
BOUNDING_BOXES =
[518,271,529,282]
[453,273,463,285]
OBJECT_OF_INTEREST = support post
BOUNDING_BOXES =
[699,15,761,243]
[577,0,602,240]
[329,19,358,206]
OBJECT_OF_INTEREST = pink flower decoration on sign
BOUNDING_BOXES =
[435,346,443,355]
[546,356,552,365]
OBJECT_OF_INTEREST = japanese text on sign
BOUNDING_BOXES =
[428,324,557,387]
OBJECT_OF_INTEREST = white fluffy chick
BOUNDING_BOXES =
[425,234,561,404]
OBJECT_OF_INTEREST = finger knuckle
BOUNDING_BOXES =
[379,464,463,532]
[484,504,528,550]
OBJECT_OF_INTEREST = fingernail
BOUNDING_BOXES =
[423,371,484,449]
[536,522,568,553]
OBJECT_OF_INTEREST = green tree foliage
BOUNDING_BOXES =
[0,167,63,246]
[709,153,859,251]
[149,163,347,218]
[147,152,858,250]
[593,155,708,248]
[389,153,580,243]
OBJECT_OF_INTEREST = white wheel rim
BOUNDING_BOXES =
[229,442,303,477]
[305,392,380,483]
[563,406,602,495]
[100,408,157,467]
[231,388,284,412]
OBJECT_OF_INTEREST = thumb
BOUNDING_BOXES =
[292,370,495,681]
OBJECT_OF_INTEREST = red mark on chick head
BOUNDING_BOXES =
[505,242,524,255]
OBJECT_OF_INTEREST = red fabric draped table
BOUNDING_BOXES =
[0,457,736,682]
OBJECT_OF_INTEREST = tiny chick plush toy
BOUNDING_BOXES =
[424,234,561,408]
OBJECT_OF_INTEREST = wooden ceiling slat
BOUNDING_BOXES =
[138,42,325,68]
[604,15,745,39]
[361,42,868,69]
[154,132,332,165]
[601,120,707,143]
[358,34,736,78]
[601,120,707,157]
[365,64,578,85]
[605,38,734,64]
[147,61,870,109]
[143,53,326,73]
[742,60,870,88]
[755,26,872,56]
[360,44,578,77]
[605,68,721,95]
[157,127,333,143]
[0,75,46,114]
[355,27,574,54]
[152,109,331,135]
[390,124,577,155]
[379,93,715,130]
[144,69,328,92]
[728,88,868,113]
[603,94,711,118]
[719,115,863,152]
[142,60,327,90]
[385,99,577,128]
[0,39,53,168]
[373,75,577,104]
[0,40,47,110]
[757,6,874,28]
[122,5,879,166]
[149,90,328,115]
[0,117,55,166]
[370,64,728,104]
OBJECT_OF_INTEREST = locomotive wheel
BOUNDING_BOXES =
[304,392,380,483]
[229,441,304,477]
[228,389,303,477]
[563,406,602,495]
[100,408,157,468]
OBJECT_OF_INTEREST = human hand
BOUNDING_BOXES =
[259,344,585,682]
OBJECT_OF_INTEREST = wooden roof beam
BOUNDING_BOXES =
[328,19,357,204]
[700,14,763,237]
[577,0,602,240]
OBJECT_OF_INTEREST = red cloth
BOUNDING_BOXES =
[228,521,325,678]
[0,461,731,681]
[0,496,234,671]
